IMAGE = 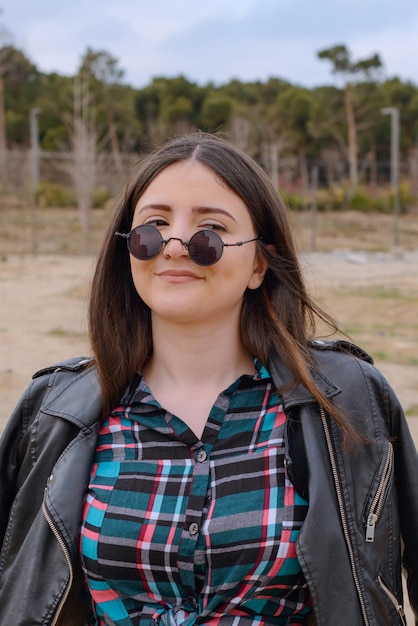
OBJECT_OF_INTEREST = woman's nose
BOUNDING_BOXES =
[162,236,189,259]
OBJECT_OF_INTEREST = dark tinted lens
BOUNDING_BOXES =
[188,230,223,266]
[129,225,162,260]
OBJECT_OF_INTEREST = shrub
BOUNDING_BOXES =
[348,188,375,212]
[36,181,76,208]
[92,186,112,208]
[281,192,305,210]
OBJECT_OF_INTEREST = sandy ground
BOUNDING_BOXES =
[1,251,417,436]
[0,251,416,623]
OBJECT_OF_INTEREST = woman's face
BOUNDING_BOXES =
[129,160,267,327]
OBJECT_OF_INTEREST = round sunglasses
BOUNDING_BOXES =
[115,224,260,267]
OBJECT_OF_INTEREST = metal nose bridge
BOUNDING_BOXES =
[161,236,190,250]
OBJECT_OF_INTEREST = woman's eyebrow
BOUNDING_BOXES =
[137,204,237,222]
[193,207,237,221]
[137,203,171,214]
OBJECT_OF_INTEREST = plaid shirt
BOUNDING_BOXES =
[80,363,312,626]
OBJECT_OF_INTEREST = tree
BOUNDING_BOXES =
[0,25,13,182]
[34,72,74,150]
[2,45,39,144]
[135,76,207,144]
[200,94,234,130]
[68,73,99,253]
[271,86,315,198]
[79,48,125,175]
[317,44,383,191]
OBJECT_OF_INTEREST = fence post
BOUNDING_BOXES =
[310,166,318,252]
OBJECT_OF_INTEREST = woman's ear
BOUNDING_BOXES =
[247,252,269,290]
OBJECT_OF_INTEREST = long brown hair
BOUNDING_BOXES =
[89,132,350,436]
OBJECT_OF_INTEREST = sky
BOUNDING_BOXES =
[2,0,418,89]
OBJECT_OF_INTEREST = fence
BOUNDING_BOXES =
[0,148,417,208]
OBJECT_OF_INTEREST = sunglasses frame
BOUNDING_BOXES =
[115,224,260,266]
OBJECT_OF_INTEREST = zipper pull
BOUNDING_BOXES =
[366,512,378,542]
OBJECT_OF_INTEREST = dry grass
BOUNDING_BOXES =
[290,209,418,252]
[1,205,418,257]
[0,205,417,624]
[1,206,417,410]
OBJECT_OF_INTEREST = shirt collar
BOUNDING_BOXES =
[254,358,272,381]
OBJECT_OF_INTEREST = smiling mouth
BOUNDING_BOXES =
[157,270,203,282]
[157,270,202,279]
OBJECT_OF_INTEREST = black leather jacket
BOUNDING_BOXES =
[0,341,417,626]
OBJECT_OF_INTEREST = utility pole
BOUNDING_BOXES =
[380,107,400,247]
[0,11,8,186]
[29,107,41,255]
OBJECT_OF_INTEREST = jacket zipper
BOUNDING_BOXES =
[319,406,370,626]
[377,575,407,625]
[42,487,74,626]
[366,443,393,542]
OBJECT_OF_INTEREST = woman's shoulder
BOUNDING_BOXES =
[6,357,100,435]
[309,338,377,378]
[309,338,392,396]
[309,339,401,412]
[309,338,374,365]
[31,356,101,425]
[26,356,97,407]
[32,356,94,380]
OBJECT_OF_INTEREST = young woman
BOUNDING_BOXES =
[0,132,417,626]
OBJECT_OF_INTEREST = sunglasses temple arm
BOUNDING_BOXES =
[223,236,260,248]
[115,231,130,240]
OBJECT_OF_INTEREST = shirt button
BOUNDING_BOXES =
[188,522,200,535]
[197,449,207,462]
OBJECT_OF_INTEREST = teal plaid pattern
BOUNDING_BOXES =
[80,364,312,625]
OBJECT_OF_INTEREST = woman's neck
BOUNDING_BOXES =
[142,316,255,439]
[143,316,255,390]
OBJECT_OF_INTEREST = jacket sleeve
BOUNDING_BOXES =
[388,383,418,619]
[0,374,49,549]
[0,357,95,552]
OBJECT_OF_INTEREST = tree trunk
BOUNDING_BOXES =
[368,132,378,186]
[344,82,358,190]
[71,74,97,253]
[0,72,7,184]
[408,147,418,195]
[104,92,123,177]
[299,146,309,209]
[270,143,280,189]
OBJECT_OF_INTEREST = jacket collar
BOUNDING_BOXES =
[41,363,102,429]
[40,350,342,426]
[268,349,341,408]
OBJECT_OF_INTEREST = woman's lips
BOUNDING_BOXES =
[156,269,203,283]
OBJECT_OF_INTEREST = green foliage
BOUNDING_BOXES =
[398,180,417,207]
[4,109,27,144]
[218,79,259,105]
[135,75,207,140]
[318,45,352,74]
[36,182,112,209]
[348,188,377,212]
[317,44,383,81]
[92,186,112,208]
[162,95,194,123]
[79,47,124,85]
[200,95,234,129]
[36,182,76,208]
[281,192,305,210]
[1,42,418,200]
[282,184,418,214]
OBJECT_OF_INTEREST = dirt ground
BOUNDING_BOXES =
[1,249,417,440]
[0,249,417,623]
